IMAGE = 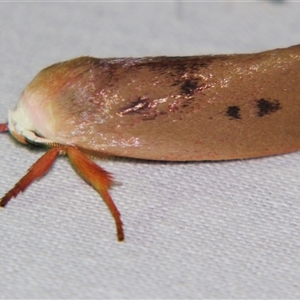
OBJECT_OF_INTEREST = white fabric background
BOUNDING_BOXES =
[0,1,300,299]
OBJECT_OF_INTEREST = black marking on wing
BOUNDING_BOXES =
[180,79,199,96]
[226,106,241,120]
[256,98,281,117]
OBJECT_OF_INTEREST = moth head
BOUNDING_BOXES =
[8,92,52,146]
[8,96,35,144]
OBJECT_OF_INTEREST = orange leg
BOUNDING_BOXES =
[0,144,123,241]
[0,123,8,132]
[0,147,61,207]
[66,146,124,241]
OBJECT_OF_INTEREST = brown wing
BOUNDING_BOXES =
[23,45,300,161]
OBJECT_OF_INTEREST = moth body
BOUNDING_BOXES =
[2,44,300,241]
[9,45,300,161]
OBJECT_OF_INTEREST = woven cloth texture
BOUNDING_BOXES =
[0,2,299,299]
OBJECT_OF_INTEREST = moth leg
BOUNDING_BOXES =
[0,147,61,207]
[0,123,8,132]
[66,146,124,242]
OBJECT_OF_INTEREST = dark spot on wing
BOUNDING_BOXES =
[180,79,199,96]
[256,98,281,117]
[226,106,241,120]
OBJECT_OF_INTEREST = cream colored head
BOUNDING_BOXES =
[8,92,54,145]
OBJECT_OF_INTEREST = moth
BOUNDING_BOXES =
[1,44,300,241]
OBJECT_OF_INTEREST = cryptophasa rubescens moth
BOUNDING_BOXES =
[1,44,300,241]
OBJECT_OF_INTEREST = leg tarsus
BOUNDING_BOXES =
[66,146,124,241]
